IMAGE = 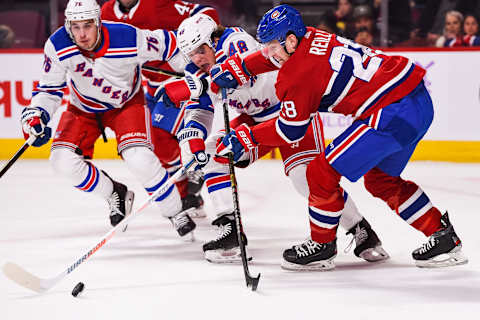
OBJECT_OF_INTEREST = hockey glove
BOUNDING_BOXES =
[216,124,258,162]
[154,75,207,108]
[21,107,52,147]
[177,127,209,170]
[210,54,251,89]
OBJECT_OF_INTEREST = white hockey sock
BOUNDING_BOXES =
[122,147,181,217]
[339,191,363,231]
[50,148,113,199]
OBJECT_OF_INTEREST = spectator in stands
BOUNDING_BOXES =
[334,0,355,37]
[462,14,480,46]
[317,10,340,35]
[354,26,374,46]
[463,14,479,36]
[352,4,379,46]
[0,24,15,48]
[436,10,464,47]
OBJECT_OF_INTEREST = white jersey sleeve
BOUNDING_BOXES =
[30,39,68,119]
[137,28,186,66]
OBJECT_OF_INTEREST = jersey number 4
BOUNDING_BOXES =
[329,36,382,82]
[174,3,192,15]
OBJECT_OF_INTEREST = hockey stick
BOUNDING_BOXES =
[0,135,36,179]
[221,88,260,291]
[2,158,195,293]
[141,65,185,78]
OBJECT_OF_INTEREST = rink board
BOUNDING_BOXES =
[1,48,479,161]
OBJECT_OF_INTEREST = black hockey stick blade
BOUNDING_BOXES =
[246,270,260,291]
[0,137,33,179]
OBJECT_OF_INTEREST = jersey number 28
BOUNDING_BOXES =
[329,36,382,82]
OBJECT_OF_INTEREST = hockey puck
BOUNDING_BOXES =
[71,282,85,297]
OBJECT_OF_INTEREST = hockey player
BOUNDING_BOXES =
[209,5,468,269]
[101,0,221,217]
[154,14,389,264]
[20,0,195,237]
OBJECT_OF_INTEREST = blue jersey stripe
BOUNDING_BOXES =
[32,91,64,98]
[400,192,430,221]
[319,56,354,111]
[104,54,137,59]
[146,172,169,193]
[309,208,340,225]
[207,182,231,193]
[59,51,81,61]
[277,118,310,142]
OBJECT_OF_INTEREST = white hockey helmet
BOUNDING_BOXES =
[177,14,218,56]
[64,0,101,39]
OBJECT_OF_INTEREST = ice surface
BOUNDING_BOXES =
[1,159,479,320]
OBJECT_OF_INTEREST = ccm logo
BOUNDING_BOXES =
[238,131,254,150]
[228,60,247,84]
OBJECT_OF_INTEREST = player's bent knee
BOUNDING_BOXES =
[122,146,161,173]
[288,164,309,198]
[50,148,85,177]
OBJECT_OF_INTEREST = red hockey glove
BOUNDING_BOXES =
[210,54,251,89]
[216,124,258,162]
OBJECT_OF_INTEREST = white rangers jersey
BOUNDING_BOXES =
[31,22,187,117]
[183,27,280,135]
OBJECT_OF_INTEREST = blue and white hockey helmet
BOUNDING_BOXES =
[256,5,306,45]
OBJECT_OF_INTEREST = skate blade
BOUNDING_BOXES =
[121,191,135,232]
[359,246,390,263]
[415,250,468,268]
[281,256,336,271]
[204,248,252,264]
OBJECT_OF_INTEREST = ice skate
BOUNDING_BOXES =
[412,212,468,268]
[106,177,134,227]
[169,210,196,239]
[181,193,206,218]
[346,218,389,262]
[282,238,337,271]
[182,171,206,218]
[203,213,247,263]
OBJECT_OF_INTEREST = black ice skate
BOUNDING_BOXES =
[412,212,468,268]
[282,238,337,271]
[169,211,196,237]
[346,218,390,262]
[181,194,205,218]
[182,171,206,218]
[203,213,247,263]
[106,178,135,227]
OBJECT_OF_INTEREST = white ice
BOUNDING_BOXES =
[1,159,479,320]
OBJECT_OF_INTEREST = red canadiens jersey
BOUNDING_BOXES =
[101,0,219,30]
[252,27,426,145]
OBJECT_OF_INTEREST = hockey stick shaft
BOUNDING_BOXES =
[2,159,195,293]
[0,135,35,179]
[141,65,185,78]
[221,88,260,291]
